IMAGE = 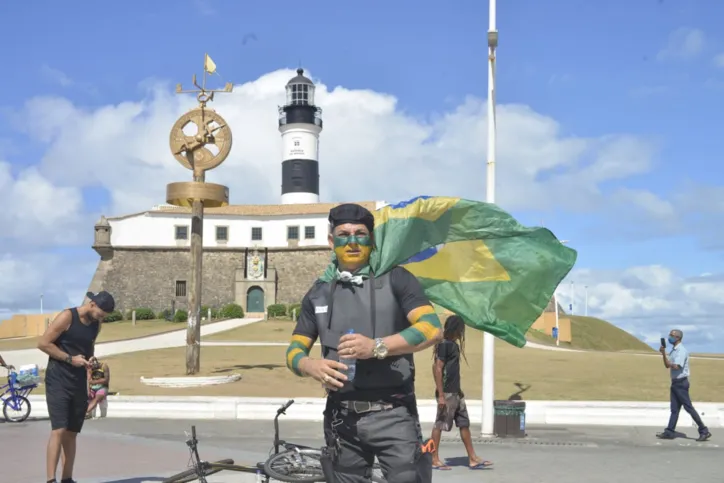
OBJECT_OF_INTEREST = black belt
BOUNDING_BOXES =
[338,400,396,414]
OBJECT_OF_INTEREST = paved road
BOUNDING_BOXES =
[3,418,720,483]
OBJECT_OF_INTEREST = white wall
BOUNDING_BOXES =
[281,127,319,161]
[109,213,333,248]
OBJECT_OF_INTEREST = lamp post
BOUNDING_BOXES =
[167,54,234,375]
[584,285,588,316]
[481,0,499,438]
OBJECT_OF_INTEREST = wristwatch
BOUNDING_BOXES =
[373,338,389,359]
[65,354,73,365]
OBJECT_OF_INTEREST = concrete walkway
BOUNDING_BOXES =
[2,317,262,369]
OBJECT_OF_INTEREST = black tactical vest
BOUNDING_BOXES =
[307,271,414,398]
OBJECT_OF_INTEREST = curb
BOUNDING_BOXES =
[25,396,724,428]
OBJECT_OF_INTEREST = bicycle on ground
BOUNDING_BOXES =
[1,371,40,422]
[163,399,385,483]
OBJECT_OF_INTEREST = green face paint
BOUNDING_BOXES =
[333,235,371,248]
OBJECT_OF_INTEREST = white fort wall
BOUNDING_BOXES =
[109,213,333,248]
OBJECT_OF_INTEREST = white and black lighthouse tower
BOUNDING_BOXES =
[278,68,323,204]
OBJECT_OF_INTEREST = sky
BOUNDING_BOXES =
[1,0,723,352]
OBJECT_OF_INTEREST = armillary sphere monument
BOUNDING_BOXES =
[167,54,233,375]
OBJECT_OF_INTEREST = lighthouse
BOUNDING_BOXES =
[278,68,323,204]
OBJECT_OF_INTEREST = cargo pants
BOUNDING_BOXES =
[322,398,433,483]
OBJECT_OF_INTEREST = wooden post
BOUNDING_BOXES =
[132,310,136,326]
[186,169,204,375]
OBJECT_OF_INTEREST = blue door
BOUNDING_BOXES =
[246,286,265,313]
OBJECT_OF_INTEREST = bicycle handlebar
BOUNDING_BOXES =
[277,399,294,415]
[191,425,197,440]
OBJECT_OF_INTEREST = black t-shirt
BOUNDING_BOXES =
[293,265,431,340]
[436,339,461,395]
[45,308,99,393]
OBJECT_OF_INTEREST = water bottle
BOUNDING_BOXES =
[256,469,263,482]
[339,329,357,382]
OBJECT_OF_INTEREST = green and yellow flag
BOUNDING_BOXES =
[322,195,577,348]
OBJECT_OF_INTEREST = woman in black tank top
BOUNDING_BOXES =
[37,291,114,483]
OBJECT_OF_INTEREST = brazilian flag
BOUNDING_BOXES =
[324,195,577,348]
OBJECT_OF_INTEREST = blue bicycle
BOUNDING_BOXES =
[1,371,39,422]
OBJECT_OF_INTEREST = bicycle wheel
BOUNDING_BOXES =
[3,395,31,422]
[162,458,235,483]
[264,449,327,482]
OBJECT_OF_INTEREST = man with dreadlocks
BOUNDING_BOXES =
[429,314,493,471]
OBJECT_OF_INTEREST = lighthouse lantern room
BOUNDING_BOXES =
[278,68,323,205]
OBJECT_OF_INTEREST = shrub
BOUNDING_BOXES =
[219,303,244,319]
[104,311,123,322]
[133,308,156,320]
[157,309,173,321]
[173,309,188,322]
[287,303,302,320]
[267,304,287,318]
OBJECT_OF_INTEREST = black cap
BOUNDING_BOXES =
[86,291,115,313]
[328,203,375,233]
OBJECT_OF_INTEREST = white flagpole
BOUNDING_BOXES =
[481,0,498,438]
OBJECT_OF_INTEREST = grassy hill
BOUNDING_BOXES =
[526,315,654,352]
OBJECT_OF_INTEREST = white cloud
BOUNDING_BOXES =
[40,64,74,87]
[656,27,705,61]
[557,266,724,352]
[11,69,656,217]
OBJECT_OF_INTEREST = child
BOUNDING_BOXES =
[430,315,493,470]
[86,357,110,418]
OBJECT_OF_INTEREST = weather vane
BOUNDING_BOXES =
[165,53,235,375]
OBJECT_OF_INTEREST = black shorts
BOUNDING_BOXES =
[46,385,89,433]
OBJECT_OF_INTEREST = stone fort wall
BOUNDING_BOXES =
[87,246,331,314]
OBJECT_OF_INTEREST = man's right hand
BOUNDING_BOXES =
[71,355,90,368]
[300,358,348,390]
[437,395,446,407]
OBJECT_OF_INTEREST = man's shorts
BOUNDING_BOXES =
[434,393,470,431]
[46,386,89,433]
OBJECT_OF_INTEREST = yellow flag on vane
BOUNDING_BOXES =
[204,53,217,74]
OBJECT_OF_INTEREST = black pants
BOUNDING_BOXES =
[666,377,708,435]
[46,382,89,433]
[323,399,432,483]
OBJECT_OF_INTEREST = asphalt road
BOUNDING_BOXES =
[3,417,721,483]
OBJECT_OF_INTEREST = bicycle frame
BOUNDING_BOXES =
[0,376,36,410]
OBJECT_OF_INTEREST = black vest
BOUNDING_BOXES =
[45,307,99,391]
[307,271,414,398]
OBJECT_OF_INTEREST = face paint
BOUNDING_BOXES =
[333,234,372,266]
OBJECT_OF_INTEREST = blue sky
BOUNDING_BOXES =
[2,0,724,351]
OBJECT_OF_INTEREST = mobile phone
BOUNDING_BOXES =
[660,337,666,348]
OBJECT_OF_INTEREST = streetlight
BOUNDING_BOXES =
[584,285,588,316]
[481,0,499,438]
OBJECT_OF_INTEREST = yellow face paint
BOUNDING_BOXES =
[333,235,372,267]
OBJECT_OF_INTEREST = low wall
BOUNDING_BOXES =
[24,396,724,428]
[531,312,571,342]
[0,312,60,339]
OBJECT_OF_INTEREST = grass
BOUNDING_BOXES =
[33,322,724,401]
[0,318,216,351]
[522,316,655,353]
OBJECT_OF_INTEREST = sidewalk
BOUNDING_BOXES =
[3,418,719,483]
[1,317,261,369]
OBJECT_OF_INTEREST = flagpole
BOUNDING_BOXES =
[481,0,498,438]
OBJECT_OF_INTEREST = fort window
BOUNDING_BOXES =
[175,225,188,240]
[175,280,187,297]
[216,225,228,241]
[251,227,263,241]
[287,226,299,240]
[304,226,315,240]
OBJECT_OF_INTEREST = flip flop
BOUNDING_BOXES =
[469,461,493,469]
[432,464,452,470]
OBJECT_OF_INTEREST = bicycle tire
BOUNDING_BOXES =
[3,395,31,422]
[162,458,235,483]
[264,449,386,483]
